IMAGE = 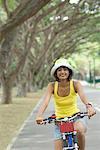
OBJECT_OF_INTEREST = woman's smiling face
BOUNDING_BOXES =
[56,66,69,80]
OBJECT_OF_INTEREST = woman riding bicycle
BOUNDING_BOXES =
[36,58,96,150]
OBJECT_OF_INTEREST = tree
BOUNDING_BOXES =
[0,0,52,104]
[30,0,100,86]
[20,0,99,89]
[0,0,99,103]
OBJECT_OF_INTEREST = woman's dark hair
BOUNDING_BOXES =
[54,66,73,81]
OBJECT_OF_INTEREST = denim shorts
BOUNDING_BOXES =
[54,116,89,140]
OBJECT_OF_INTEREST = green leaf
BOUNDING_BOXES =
[0,0,1,4]
[8,0,16,10]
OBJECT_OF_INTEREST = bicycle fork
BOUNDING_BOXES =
[62,131,79,150]
[73,131,78,150]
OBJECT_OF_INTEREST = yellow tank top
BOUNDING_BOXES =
[54,80,80,118]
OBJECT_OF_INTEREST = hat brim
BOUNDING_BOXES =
[51,63,73,77]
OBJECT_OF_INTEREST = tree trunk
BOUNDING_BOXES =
[0,29,18,104]
[27,72,34,92]
[16,83,27,97]
[1,78,13,104]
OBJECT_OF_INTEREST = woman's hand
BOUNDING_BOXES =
[36,116,44,124]
[86,104,96,118]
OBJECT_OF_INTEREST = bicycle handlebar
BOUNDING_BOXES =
[43,112,88,124]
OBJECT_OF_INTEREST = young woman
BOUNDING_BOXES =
[36,58,96,150]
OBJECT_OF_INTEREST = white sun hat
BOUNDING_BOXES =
[51,58,73,77]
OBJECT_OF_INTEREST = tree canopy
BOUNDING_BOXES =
[0,0,100,103]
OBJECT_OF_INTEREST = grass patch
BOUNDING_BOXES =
[0,89,44,150]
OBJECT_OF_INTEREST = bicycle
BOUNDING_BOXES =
[43,112,88,150]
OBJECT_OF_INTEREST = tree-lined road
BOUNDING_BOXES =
[7,86,100,150]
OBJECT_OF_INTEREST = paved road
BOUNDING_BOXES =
[6,86,100,150]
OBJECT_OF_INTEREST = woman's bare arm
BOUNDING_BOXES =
[74,81,89,105]
[74,81,96,117]
[36,83,53,124]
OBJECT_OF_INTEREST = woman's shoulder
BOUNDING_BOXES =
[72,79,80,84]
[47,82,55,92]
[72,79,81,92]
[48,82,55,86]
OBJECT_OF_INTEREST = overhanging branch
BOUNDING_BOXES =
[0,0,52,41]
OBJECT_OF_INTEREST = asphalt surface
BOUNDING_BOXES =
[6,86,100,150]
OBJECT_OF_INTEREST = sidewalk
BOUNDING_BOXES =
[6,97,55,150]
[6,87,100,150]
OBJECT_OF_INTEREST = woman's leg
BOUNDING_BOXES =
[74,121,87,150]
[54,139,63,150]
[54,124,63,150]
